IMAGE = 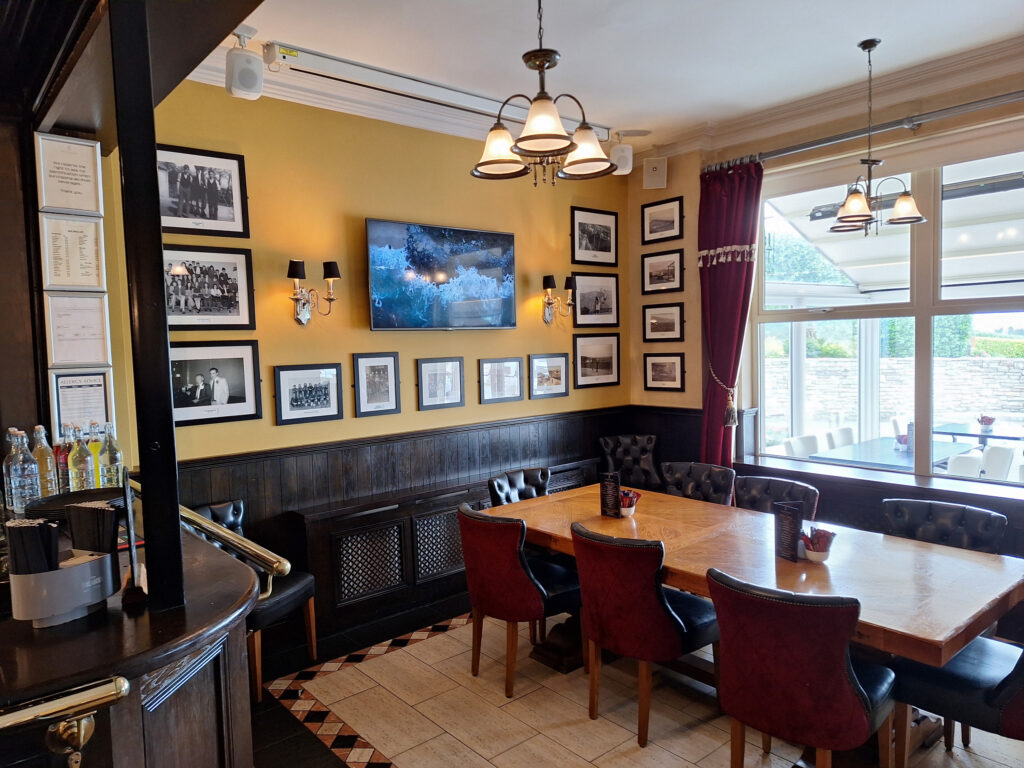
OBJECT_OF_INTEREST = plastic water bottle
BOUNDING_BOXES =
[3,429,18,511]
[7,432,41,516]
[31,425,58,497]
[54,423,72,494]
[98,422,124,489]
[69,426,96,492]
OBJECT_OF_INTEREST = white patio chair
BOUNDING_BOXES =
[784,434,820,458]
[980,445,1015,481]
[891,417,902,438]
[826,427,855,450]
[947,453,982,478]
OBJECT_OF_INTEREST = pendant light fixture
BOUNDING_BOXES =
[472,0,615,186]
[831,39,926,234]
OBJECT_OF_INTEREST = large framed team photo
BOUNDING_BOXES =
[274,363,343,425]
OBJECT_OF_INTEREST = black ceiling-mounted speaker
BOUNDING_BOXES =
[226,47,263,100]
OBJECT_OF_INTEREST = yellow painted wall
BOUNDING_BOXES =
[107,81,632,462]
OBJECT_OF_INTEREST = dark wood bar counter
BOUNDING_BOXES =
[0,533,258,766]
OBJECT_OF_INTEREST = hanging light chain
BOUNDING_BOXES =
[537,0,544,50]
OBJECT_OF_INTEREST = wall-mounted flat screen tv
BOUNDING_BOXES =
[367,219,516,330]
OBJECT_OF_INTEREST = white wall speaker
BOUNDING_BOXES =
[610,144,633,175]
[225,47,264,100]
[643,157,667,189]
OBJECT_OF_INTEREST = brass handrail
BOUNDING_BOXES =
[128,479,290,598]
[0,677,129,732]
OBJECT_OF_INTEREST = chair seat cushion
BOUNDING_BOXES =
[663,587,719,652]
[248,570,315,632]
[527,556,581,617]
[851,657,896,733]
[891,636,1020,735]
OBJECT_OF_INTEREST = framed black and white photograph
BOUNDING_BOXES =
[157,144,250,238]
[170,341,262,426]
[641,196,683,245]
[354,352,401,417]
[417,356,465,411]
[572,272,619,327]
[644,353,685,392]
[573,334,620,389]
[164,244,255,330]
[571,206,617,266]
[529,353,569,399]
[641,250,683,294]
[479,357,523,404]
[643,302,685,342]
[40,213,105,291]
[274,363,342,425]
[35,133,102,216]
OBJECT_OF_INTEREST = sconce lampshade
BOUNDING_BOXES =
[472,123,530,179]
[887,191,926,225]
[563,276,576,291]
[513,93,575,157]
[323,260,342,280]
[287,259,306,280]
[557,123,616,179]
[542,274,557,291]
[835,189,875,224]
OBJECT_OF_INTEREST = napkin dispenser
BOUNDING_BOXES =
[9,550,116,628]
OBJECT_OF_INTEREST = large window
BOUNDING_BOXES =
[753,141,1024,484]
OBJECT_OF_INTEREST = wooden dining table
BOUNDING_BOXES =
[492,484,1024,667]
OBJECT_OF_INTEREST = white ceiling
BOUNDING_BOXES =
[228,0,1024,150]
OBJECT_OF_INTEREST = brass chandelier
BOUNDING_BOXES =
[471,0,616,186]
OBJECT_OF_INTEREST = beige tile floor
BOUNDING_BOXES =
[294,616,1024,768]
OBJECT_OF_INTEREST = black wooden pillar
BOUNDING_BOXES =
[108,0,184,609]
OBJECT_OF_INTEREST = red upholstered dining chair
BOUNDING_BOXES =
[706,568,896,768]
[570,522,719,747]
[457,503,580,697]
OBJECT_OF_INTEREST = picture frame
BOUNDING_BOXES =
[572,271,619,327]
[573,333,620,389]
[641,196,683,245]
[642,302,685,342]
[479,357,523,404]
[274,363,342,425]
[170,341,262,426]
[641,250,683,294]
[40,213,106,291]
[529,353,569,399]
[417,356,465,411]
[35,133,103,216]
[353,352,401,417]
[644,353,685,392]
[570,206,617,266]
[157,144,250,238]
[44,292,111,368]
[163,244,256,330]
[49,368,114,437]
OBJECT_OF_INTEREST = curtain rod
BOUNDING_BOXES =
[703,89,1024,172]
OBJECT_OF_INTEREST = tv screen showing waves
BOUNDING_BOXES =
[368,219,516,330]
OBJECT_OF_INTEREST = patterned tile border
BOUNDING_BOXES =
[269,615,472,767]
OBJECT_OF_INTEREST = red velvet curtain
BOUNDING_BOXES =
[698,161,764,467]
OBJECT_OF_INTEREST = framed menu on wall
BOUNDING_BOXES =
[39,213,106,291]
[49,369,114,436]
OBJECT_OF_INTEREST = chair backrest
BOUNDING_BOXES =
[190,500,246,549]
[661,461,736,505]
[706,568,875,751]
[570,522,685,662]
[881,498,1007,553]
[456,503,545,622]
[488,467,550,507]
[981,445,1015,481]
[783,434,819,458]
[733,475,820,518]
[598,435,662,489]
[826,427,855,450]
[947,452,982,478]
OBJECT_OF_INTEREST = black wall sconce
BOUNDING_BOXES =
[542,274,574,324]
[288,259,340,325]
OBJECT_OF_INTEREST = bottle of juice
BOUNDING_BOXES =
[87,421,104,489]
[54,423,72,494]
[31,425,58,497]
[69,426,96,492]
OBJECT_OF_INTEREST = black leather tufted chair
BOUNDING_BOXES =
[733,476,820,518]
[881,498,1006,554]
[661,461,736,505]
[599,435,662,489]
[489,468,551,507]
[192,500,317,702]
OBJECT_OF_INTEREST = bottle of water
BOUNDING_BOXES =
[31,425,58,498]
[88,421,104,489]
[98,422,124,489]
[69,426,96,492]
[8,432,41,517]
[55,423,72,494]
[3,429,18,512]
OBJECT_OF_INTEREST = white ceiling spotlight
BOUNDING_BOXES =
[608,130,650,176]
[225,24,264,100]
